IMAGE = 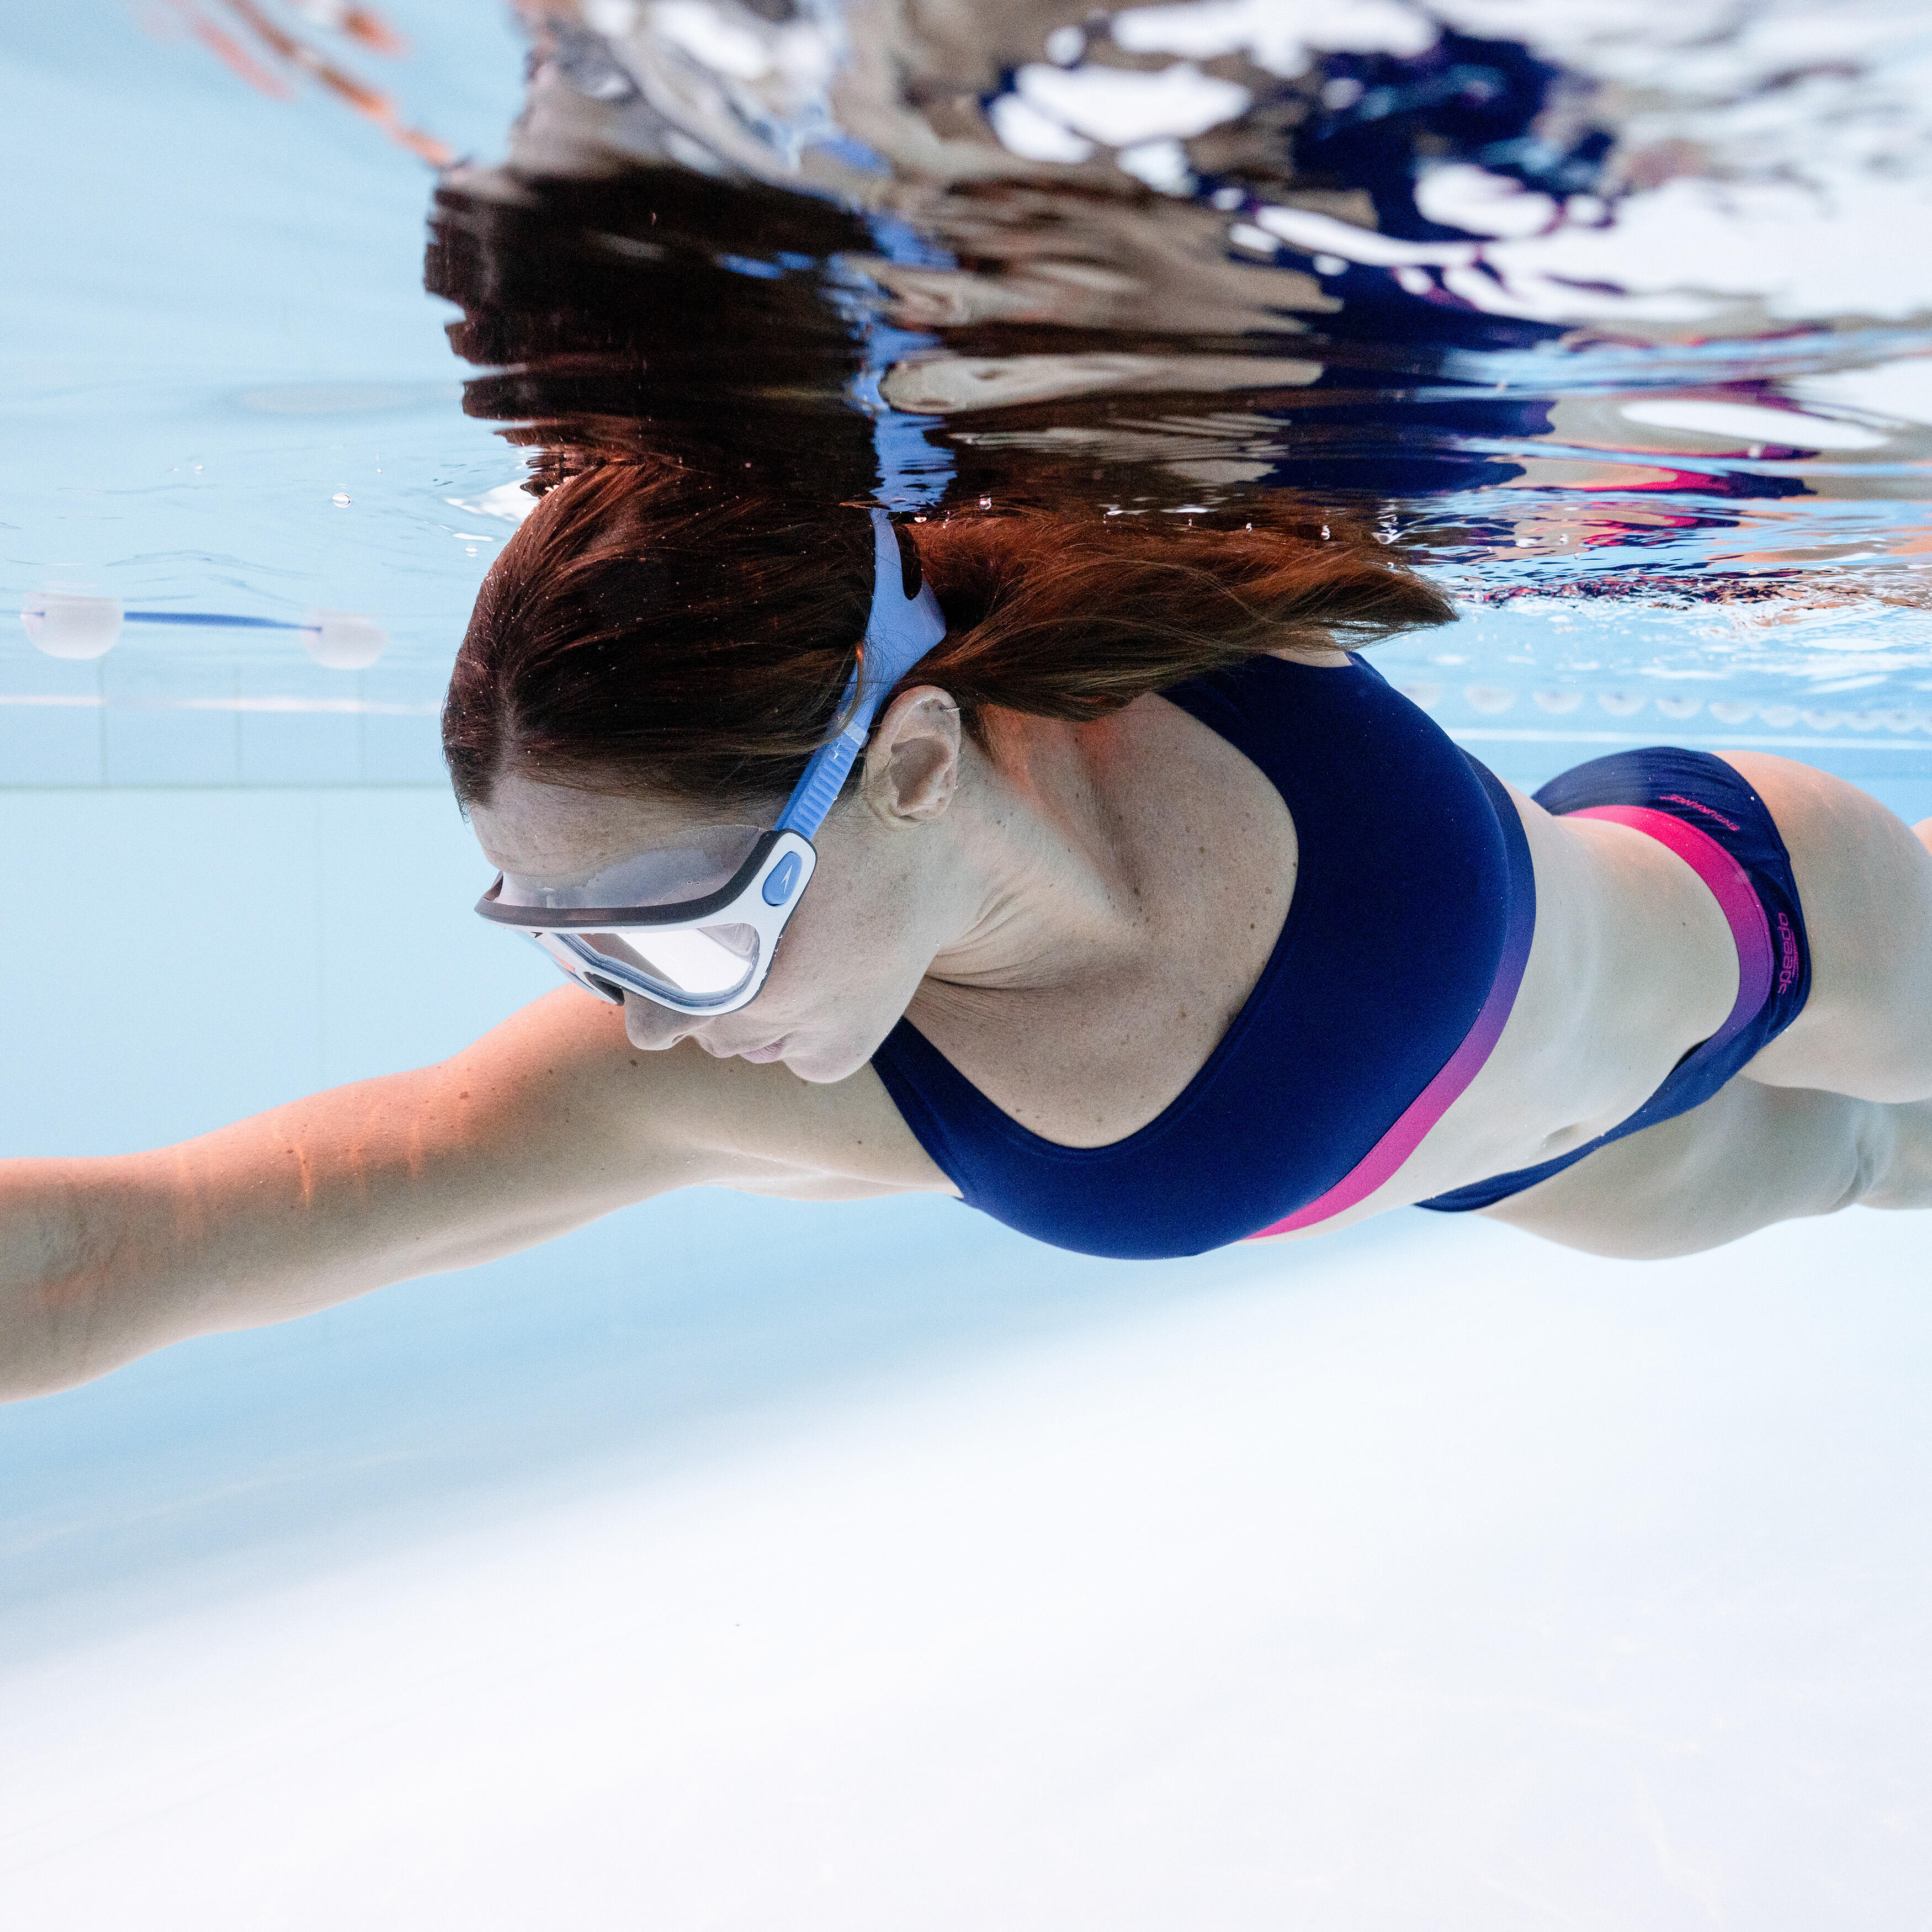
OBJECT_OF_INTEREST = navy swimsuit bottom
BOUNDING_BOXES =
[1419,747,1811,1212]
[870,657,1812,1257]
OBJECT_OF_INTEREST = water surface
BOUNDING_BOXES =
[9,0,1931,783]
[431,0,1932,770]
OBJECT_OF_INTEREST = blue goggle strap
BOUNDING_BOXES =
[775,508,947,840]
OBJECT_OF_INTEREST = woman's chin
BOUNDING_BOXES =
[774,1035,868,1084]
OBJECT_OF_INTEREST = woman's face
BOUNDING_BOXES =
[466,693,968,1082]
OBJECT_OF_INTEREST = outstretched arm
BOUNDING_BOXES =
[1,988,946,1400]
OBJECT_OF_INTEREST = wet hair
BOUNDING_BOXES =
[442,463,1457,811]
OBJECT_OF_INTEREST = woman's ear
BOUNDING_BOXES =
[861,685,961,825]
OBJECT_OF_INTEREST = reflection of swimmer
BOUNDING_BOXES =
[161,0,448,164]
[8,471,1932,1390]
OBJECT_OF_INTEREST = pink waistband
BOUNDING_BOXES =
[1568,805,1772,1054]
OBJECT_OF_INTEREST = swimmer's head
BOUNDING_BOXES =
[448,464,1453,1076]
[466,675,969,1080]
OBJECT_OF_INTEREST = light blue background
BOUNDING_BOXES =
[5,7,1932,1923]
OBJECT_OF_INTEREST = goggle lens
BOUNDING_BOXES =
[489,825,807,1016]
[578,922,760,1001]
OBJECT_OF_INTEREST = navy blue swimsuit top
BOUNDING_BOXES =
[869,655,1535,1259]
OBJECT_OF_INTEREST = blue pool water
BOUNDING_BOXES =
[4,4,1932,1925]
[1,0,523,783]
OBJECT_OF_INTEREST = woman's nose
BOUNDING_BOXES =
[622,993,690,1050]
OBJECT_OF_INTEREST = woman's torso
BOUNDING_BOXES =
[808,656,1742,1250]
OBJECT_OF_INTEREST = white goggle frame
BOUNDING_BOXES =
[477,826,816,1015]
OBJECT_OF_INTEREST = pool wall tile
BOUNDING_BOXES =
[359,711,447,784]
[100,659,242,785]
[237,708,362,784]
[0,786,549,1154]
[0,702,105,785]
[0,646,107,783]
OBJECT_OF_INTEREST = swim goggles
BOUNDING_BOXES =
[474,508,947,1016]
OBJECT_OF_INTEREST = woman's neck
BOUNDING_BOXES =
[899,688,1298,1145]
[920,707,1165,996]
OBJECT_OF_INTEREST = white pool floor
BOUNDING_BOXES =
[3,1203,1927,1931]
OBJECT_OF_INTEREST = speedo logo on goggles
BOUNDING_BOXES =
[474,508,948,1016]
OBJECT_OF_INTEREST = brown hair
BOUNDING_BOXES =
[442,463,1456,811]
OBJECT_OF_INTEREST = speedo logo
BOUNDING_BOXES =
[1660,792,1743,833]
[1776,910,1801,992]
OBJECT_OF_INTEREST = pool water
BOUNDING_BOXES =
[3,4,1932,1926]
[1,0,523,785]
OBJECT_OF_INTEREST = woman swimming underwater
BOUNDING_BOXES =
[7,467,1932,1398]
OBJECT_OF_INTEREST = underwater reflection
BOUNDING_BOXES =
[13,0,1930,753]
[432,0,1930,580]
[404,0,1932,745]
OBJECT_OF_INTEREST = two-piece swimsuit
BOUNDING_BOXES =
[871,655,1812,1258]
